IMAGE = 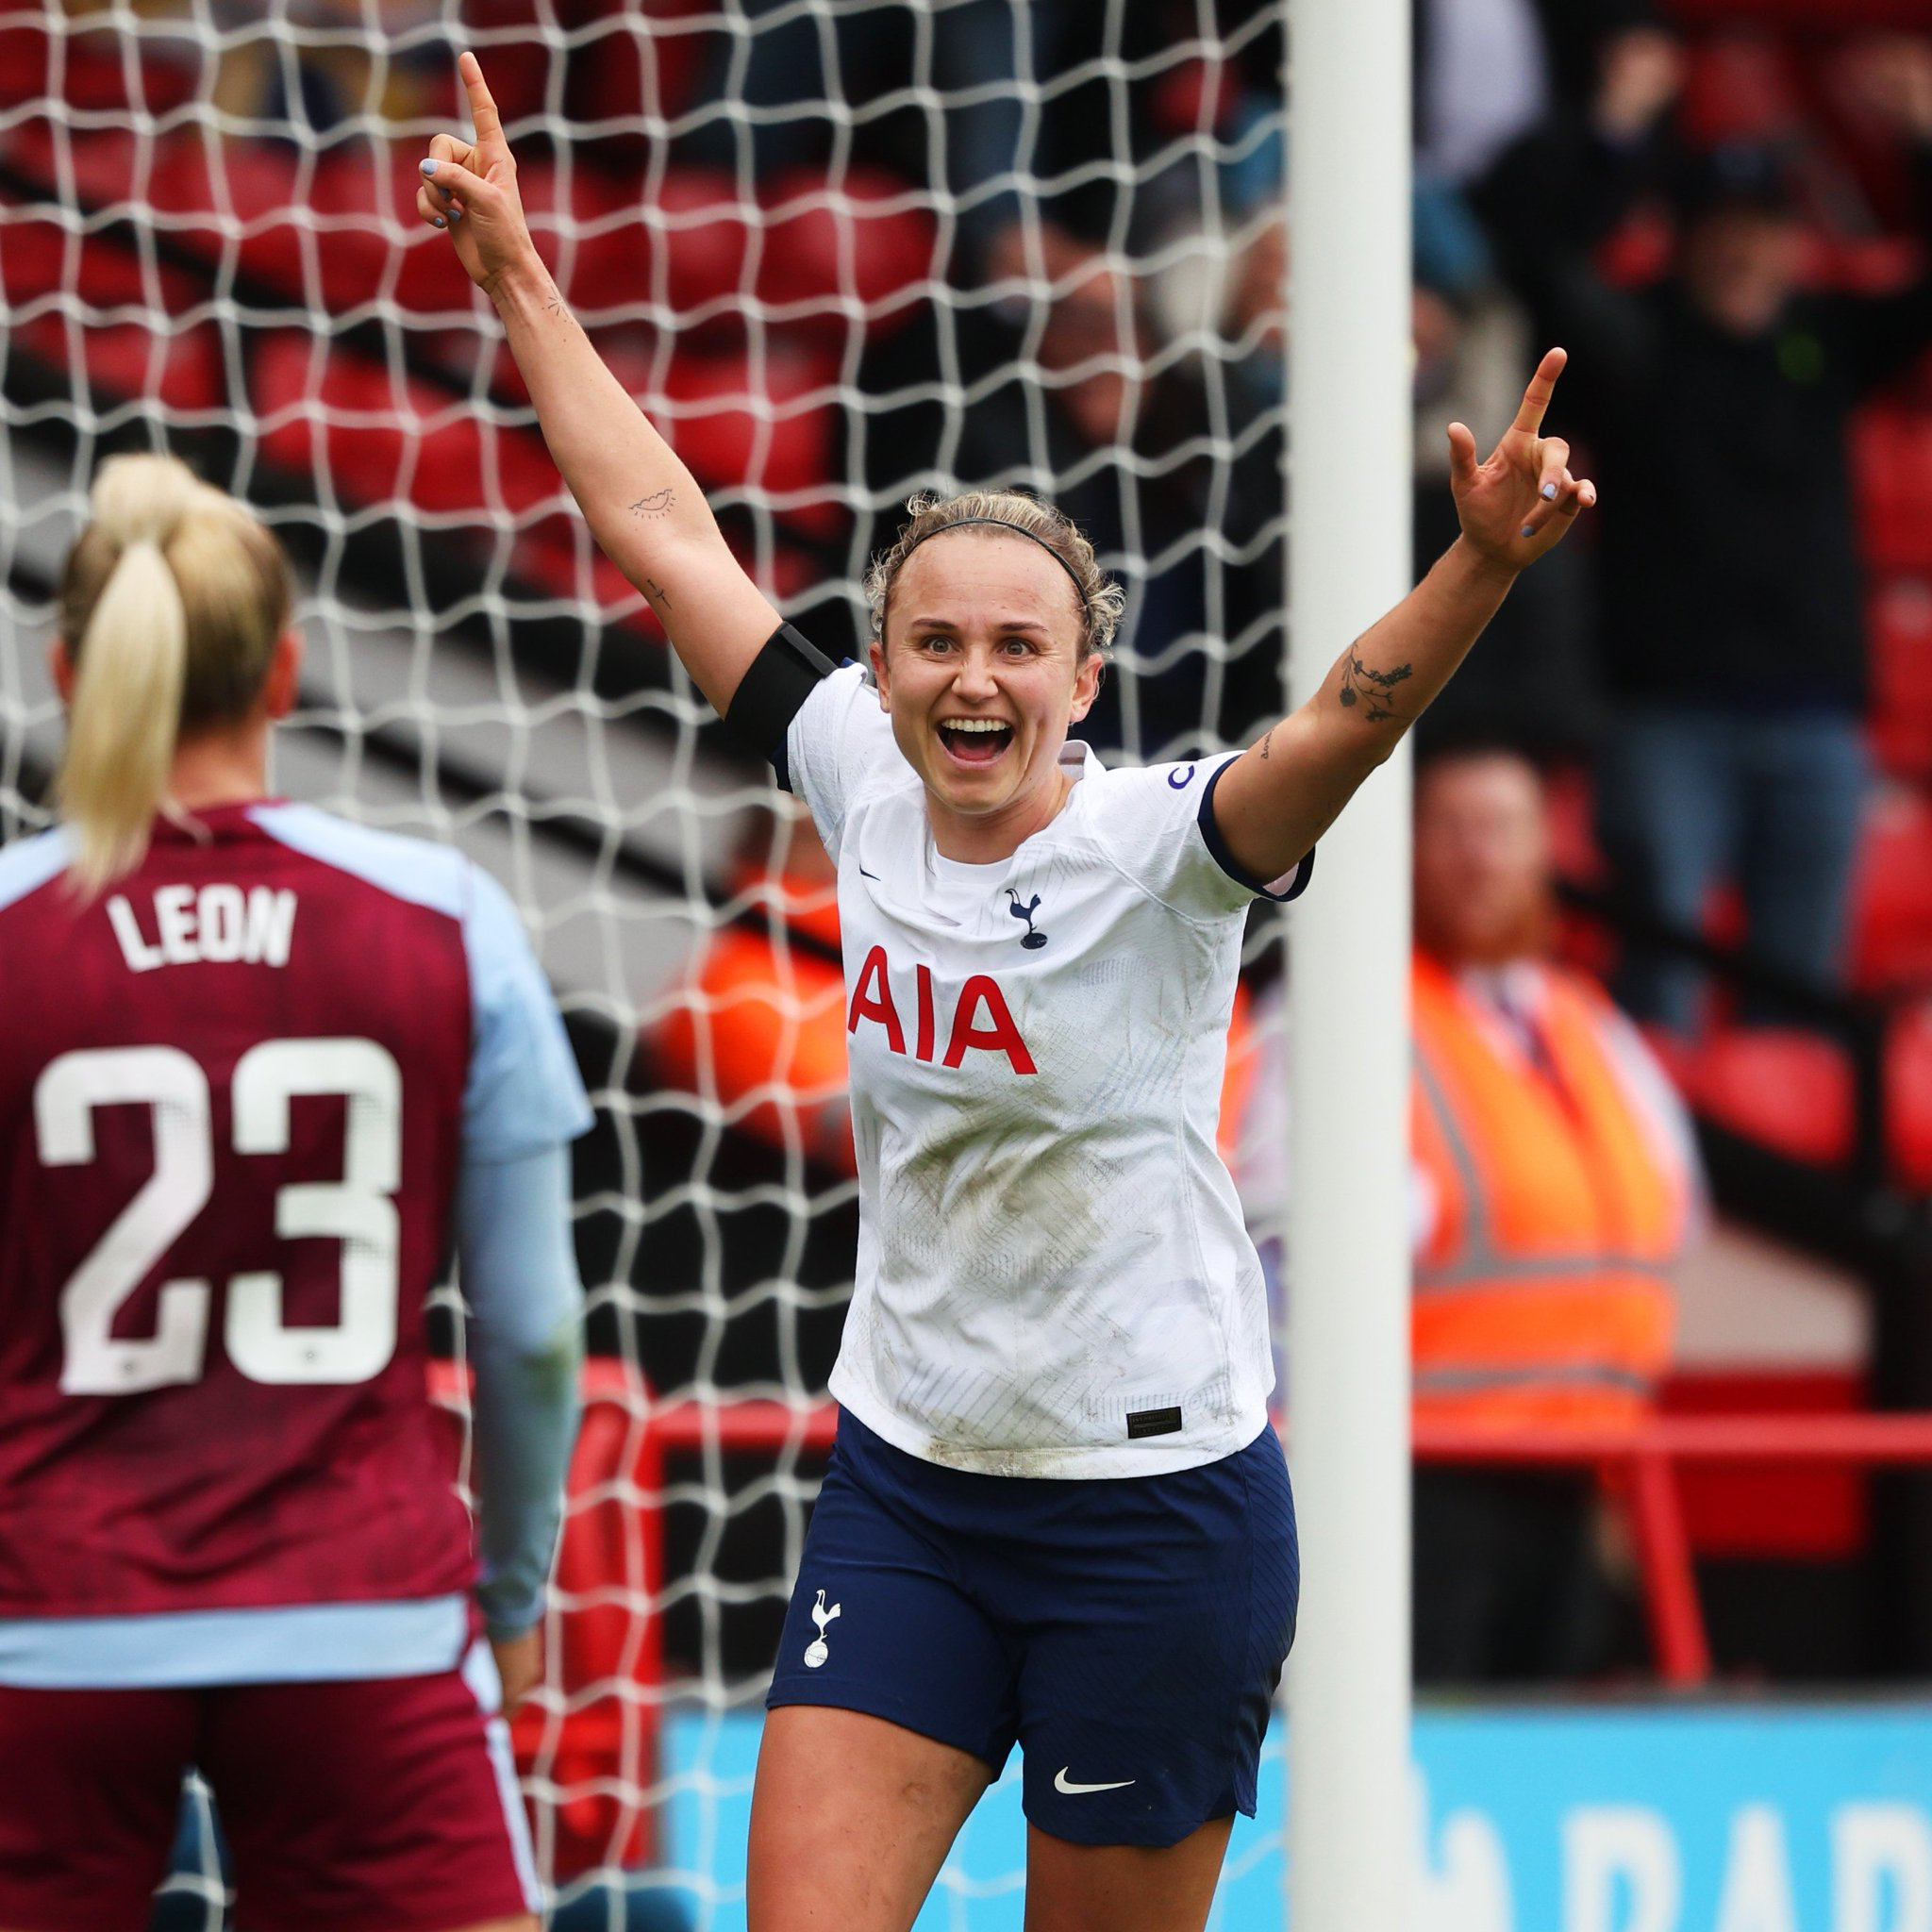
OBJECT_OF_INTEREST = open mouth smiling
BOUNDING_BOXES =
[936,716,1015,766]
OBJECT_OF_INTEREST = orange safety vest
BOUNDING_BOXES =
[651,867,855,1175]
[1409,953,1680,1430]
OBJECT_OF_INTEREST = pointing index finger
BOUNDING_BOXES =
[458,50,503,146]
[1511,345,1569,438]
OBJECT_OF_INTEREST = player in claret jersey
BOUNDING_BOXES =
[424,51,1594,1932]
[0,455,591,1932]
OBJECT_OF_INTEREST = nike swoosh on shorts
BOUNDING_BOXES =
[1054,1768,1136,1795]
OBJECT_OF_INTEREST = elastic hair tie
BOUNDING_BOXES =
[901,517,1089,612]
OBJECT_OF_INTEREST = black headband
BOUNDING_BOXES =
[901,517,1089,611]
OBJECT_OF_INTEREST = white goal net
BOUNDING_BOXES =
[0,3,1289,1924]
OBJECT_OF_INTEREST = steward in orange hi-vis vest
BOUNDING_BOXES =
[1409,952,1687,1430]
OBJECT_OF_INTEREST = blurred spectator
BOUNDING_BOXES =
[124,0,452,134]
[1407,746,1701,1680]
[863,216,1285,756]
[1409,239,1603,759]
[1477,34,1932,1031]
[1238,747,1702,1682]
[1415,0,1552,192]
[678,0,1246,280]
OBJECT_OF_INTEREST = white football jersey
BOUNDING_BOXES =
[786,665,1310,1477]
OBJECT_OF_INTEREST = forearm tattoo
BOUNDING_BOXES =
[630,488,675,519]
[1340,650,1413,724]
[645,577,671,608]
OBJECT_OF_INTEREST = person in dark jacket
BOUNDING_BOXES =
[1479,38,1932,1029]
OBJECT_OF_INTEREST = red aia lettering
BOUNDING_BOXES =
[846,949,1036,1075]
[942,974,1038,1074]
[845,945,905,1056]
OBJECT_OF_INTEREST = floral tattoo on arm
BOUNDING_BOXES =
[1340,651,1413,723]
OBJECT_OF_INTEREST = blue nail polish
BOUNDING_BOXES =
[1519,523,1536,538]
[1541,482,1557,500]
[432,215,447,228]
[447,207,463,223]
[419,158,438,176]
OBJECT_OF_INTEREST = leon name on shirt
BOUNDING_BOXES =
[107,884,297,973]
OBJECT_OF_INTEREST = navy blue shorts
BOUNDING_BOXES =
[766,1413,1299,1848]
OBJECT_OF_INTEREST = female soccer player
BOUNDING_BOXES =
[421,52,1594,1932]
[0,454,591,1932]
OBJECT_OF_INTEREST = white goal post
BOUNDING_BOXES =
[1286,0,1415,1926]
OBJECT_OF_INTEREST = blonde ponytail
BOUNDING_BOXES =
[59,538,191,891]
[56,455,291,893]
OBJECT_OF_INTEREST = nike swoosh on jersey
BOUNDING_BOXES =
[1054,1768,1136,1795]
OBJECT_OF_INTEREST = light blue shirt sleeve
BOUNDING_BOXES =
[456,866,591,1637]
[461,864,594,1163]
[459,1141,584,1640]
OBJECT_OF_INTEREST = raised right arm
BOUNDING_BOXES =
[418,52,781,715]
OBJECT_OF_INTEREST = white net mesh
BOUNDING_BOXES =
[0,3,1288,1923]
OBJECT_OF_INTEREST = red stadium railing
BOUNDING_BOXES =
[430,1360,1932,1872]
[1410,1414,1932,1685]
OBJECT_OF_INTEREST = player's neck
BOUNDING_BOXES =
[167,722,272,812]
[926,769,1074,864]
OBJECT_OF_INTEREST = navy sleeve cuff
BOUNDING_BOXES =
[1199,757,1315,903]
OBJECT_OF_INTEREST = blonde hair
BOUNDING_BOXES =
[864,490,1125,658]
[56,455,292,892]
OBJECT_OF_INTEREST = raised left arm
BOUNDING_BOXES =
[1212,346,1595,882]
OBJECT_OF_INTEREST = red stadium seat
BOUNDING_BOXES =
[641,168,755,319]
[1670,1009,1932,1192]
[1886,1002,1932,1191]
[1854,406,1932,575]
[0,19,198,117]
[1675,35,1807,148]
[1,211,223,410]
[306,146,475,318]
[1678,1025,1857,1167]
[1850,779,1932,990]
[456,162,758,327]
[1673,0,1932,25]
[1866,575,1932,778]
[603,339,841,508]
[755,165,936,337]
[562,0,716,140]
[1663,1369,1869,1559]
[514,162,752,323]
[251,334,564,521]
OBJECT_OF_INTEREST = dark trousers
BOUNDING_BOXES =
[1595,703,1868,1032]
[1412,1467,1627,1685]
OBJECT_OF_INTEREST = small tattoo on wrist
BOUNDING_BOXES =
[645,577,671,608]
[1259,727,1274,760]
[1340,651,1413,723]
[630,488,675,519]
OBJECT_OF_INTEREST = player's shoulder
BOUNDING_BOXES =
[801,662,894,755]
[0,826,75,919]
[1062,747,1224,850]
[246,803,480,924]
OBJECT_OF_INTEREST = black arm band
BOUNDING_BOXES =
[724,622,840,782]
